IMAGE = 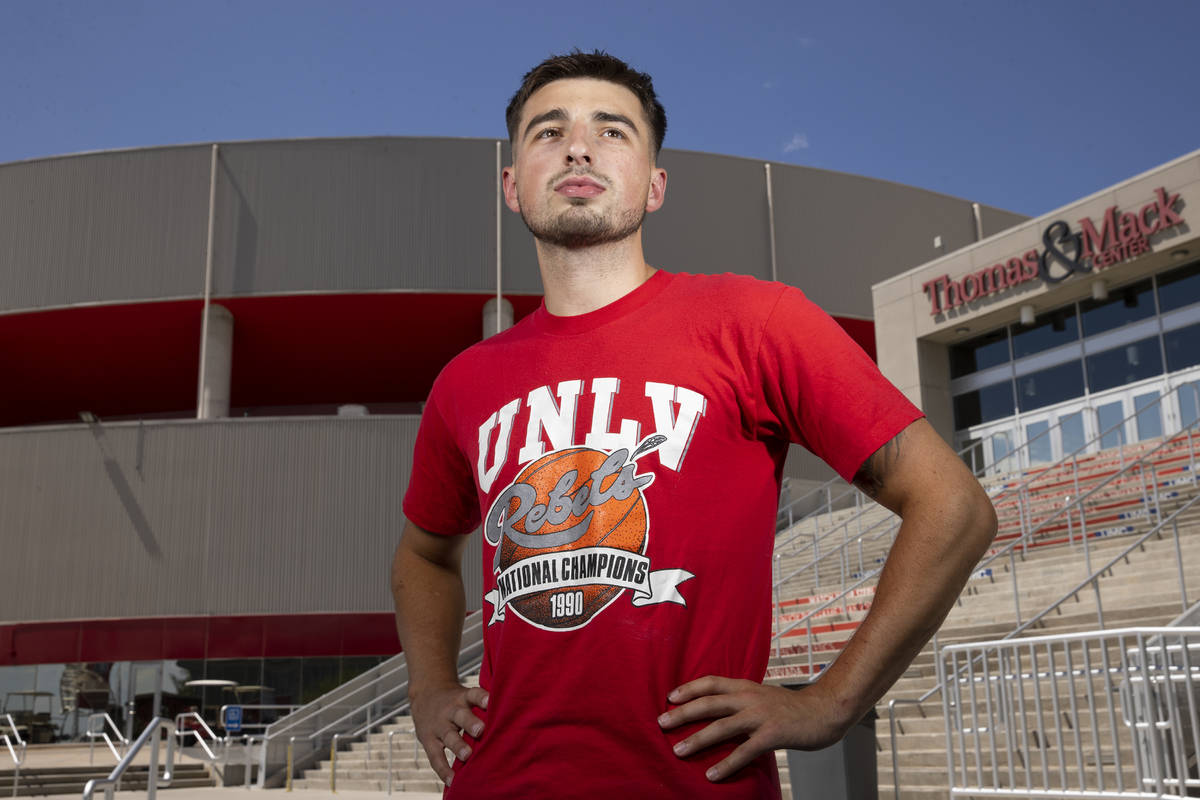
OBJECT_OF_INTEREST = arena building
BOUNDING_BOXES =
[0,137,1028,739]
[874,149,1200,476]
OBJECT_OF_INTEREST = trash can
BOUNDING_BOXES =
[784,706,877,800]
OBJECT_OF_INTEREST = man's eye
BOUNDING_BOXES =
[536,129,561,139]
[602,129,625,139]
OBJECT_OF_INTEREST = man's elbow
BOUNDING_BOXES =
[961,483,998,562]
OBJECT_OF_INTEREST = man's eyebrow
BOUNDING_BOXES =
[594,111,639,134]
[523,108,567,140]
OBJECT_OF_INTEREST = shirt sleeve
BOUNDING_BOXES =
[752,285,924,482]
[402,380,481,537]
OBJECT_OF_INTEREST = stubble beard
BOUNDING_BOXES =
[519,194,644,250]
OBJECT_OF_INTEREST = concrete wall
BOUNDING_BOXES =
[0,138,1024,320]
[0,416,484,624]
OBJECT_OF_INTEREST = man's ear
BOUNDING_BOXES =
[645,167,667,213]
[502,166,521,213]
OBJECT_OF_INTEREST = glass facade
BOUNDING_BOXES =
[951,261,1200,434]
[950,328,1009,379]
[1079,278,1155,336]
[1086,337,1163,394]
[953,382,1014,428]
[1157,262,1200,313]
[1134,391,1162,441]
[1180,381,1200,429]
[1164,322,1200,372]
[0,655,386,743]
[1017,361,1086,413]
[1011,307,1079,359]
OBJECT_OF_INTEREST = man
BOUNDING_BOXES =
[392,51,996,798]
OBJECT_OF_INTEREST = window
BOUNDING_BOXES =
[1012,307,1079,359]
[953,381,1015,428]
[1157,260,1200,313]
[1134,392,1162,441]
[1025,420,1052,463]
[1097,401,1126,450]
[1016,361,1086,412]
[1164,321,1200,372]
[1179,381,1200,430]
[1059,411,1086,456]
[1080,277,1155,336]
[1086,336,1163,393]
[950,328,1010,378]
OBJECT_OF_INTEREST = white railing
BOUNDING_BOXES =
[770,385,1199,643]
[174,712,222,761]
[2,713,27,799]
[85,713,128,764]
[82,717,175,800]
[941,627,1200,798]
[889,490,1200,799]
[775,412,1200,672]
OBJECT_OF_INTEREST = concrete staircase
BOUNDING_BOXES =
[765,432,1200,799]
[0,762,214,797]
[294,713,797,797]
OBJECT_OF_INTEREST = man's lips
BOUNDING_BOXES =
[555,177,605,198]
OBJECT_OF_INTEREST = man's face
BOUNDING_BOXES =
[503,78,667,249]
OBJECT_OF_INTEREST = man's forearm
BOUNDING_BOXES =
[812,488,996,727]
[392,523,469,694]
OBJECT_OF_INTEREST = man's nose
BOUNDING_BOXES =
[565,125,591,165]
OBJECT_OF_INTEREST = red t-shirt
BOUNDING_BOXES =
[403,270,922,798]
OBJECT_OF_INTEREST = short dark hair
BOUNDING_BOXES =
[505,50,667,158]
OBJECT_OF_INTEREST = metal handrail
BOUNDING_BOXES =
[82,717,176,800]
[776,478,860,531]
[85,713,128,764]
[940,627,1200,797]
[958,415,1200,631]
[215,703,301,733]
[985,387,1193,518]
[2,713,27,799]
[771,385,1199,621]
[173,712,221,761]
[269,611,485,787]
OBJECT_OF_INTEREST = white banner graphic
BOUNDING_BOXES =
[484,546,694,625]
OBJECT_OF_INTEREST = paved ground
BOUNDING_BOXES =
[15,744,443,798]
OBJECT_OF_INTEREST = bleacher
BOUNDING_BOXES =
[765,424,1200,798]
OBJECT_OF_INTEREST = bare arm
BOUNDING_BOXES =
[659,417,997,780]
[392,520,488,786]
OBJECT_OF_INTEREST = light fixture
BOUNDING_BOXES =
[1019,304,1036,326]
[954,326,970,334]
[1091,279,1108,301]
[1171,248,1190,261]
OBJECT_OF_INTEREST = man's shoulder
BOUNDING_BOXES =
[430,310,541,387]
[664,271,801,318]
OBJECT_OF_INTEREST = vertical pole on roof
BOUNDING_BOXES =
[496,141,503,336]
[764,163,778,282]
[972,202,984,241]
[197,143,219,417]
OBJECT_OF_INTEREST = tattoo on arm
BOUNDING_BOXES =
[853,430,905,500]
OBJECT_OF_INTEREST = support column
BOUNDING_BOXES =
[483,297,513,339]
[198,304,234,418]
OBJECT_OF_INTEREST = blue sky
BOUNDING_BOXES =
[3,0,1198,216]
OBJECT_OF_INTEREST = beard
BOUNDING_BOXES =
[518,185,645,249]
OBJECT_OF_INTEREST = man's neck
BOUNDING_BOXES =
[535,232,656,316]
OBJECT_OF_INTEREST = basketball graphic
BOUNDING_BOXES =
[482,435,694,631]
[498,446,649,628]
